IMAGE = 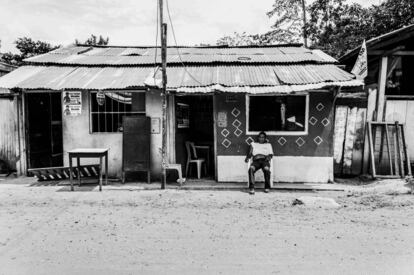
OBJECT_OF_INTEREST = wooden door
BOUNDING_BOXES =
[122,116,150,172]
[26,93,63,168]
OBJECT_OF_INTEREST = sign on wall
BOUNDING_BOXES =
[217,111,227,127]
[62,91,82,116]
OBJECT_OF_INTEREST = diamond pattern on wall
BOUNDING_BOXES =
[314,136,323,145]
[221,129,230,137]
[277,137,287,146]
[309,116,318,126]
[231,108,241,118]
[316,103,325,111]
[234,128,243,137]
[245,137,254,145]
[222,139,231,148]
[295,137,305,147]
[321,118,330,127]
[232,119,242,128]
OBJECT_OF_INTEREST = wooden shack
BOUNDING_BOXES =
[340,24,414,175]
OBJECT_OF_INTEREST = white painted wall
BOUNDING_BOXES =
[217,156,334,183]
[62,89,163,178]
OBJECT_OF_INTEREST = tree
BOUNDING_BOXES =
[0,37,58,66]
[216,0,305,46]
[75,34,109,46]
[307,0,414,58]
[307,0,370,57]
[216,32,259,46]
[261,0,305,44]
[216,0,414,58]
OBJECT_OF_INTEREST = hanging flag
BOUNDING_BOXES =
[351,40,368,79]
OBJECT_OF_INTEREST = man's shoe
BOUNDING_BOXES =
[264,188,270,193]
[249,189,255,195]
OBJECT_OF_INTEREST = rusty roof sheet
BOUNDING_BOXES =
[25,44,337,66]
[0,64,359,91]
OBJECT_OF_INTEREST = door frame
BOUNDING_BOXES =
[24,90,63,169]
[173,94,217,180]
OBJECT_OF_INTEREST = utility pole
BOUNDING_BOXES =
[159,0,168,189]
[302,0,308,48]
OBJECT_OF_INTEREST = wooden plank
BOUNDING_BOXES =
[333,106,349,174]
[395,121,404,177]
[401,124,412,177]
[362,87,377,174]
[392,126,400,176]
[375,175,401,179]
[367,122,376,178]
[375,56,388,121]
[343,107,358,175]
[384,124,394,175]
[404,100,414,162]
[351,108,366,175]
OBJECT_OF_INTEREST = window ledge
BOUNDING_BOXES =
[246,130,308,136]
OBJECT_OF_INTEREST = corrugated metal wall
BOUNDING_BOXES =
[0,97,18,170]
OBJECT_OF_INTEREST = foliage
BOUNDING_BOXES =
[216,0,414,58]
[216,32,259,46]
[308,0,414,58]
[0,37,58,66]
[75,34,109,46]
[261,0,304,44]
[216,0,305,46]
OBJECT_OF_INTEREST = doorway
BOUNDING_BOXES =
[175,95,214,179]
[26,93,63,169]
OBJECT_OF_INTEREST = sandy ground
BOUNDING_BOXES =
[0,177,414,275]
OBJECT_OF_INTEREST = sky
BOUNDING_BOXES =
[0,0,381,53]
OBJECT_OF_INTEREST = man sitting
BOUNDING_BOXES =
[245,131,274,195]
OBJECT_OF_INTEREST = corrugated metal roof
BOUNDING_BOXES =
[25,44,337,66]
[0,64,359,91]
[177,80,364,94]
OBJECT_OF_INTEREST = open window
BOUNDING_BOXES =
[246,94,309,135]
[386,56,414,96]
[90,91,145,133]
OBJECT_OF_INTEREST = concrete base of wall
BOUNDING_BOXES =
[217,156,334,183]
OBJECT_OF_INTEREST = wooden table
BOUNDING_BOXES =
[68,148,108,191]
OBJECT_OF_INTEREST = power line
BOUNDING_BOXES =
[153,0,160,77]
[165,0,203,86]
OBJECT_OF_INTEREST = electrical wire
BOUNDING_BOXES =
[153,0,160,77]
[165,0,203,86]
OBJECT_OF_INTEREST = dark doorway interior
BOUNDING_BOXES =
[175,95,214,179]
[26,93,63,169]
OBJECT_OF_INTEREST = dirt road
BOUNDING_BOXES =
[1,178,414,274]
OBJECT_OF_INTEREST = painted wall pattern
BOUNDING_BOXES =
[215,92,334,157]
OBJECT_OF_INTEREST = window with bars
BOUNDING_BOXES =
[90,91,145,133]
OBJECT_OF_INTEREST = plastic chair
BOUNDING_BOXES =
[246,158,274,188]
[185,141,207,179]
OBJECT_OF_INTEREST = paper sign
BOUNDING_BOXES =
[62,91,82,116]
[217,111,227,127]
[151,118,160,134]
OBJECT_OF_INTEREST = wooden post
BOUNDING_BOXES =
[395,121,404,177]
[367,122,376,178]
[159,0,168,189]
[384,124,394,175]
[362,87,377,174]
[401,124,412,177]
[375,56,388,121]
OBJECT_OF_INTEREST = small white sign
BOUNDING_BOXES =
[151,118,160,134]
